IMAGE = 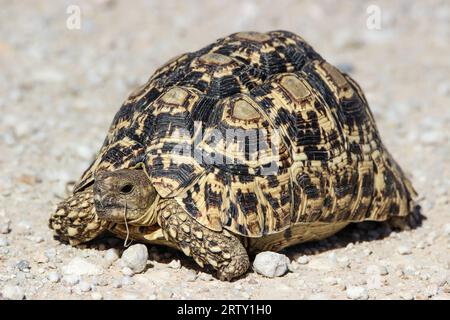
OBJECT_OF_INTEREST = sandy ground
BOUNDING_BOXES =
[0,0,449,300]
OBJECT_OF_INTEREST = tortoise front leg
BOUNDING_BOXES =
[157,200,250,281]
[49,187,109,245]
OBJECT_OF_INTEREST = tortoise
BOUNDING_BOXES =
[49,30,418,280]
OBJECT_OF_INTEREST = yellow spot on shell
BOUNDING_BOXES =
[178,213,187,222]
[232,99,260,120]
[280,75,310,101]
[322,62,347,87]
[235,31,270,42]
[160,87,188,105]
[222,252,231,259]
[199,53,232,65]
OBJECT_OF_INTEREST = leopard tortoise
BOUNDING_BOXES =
[49,30,418,280]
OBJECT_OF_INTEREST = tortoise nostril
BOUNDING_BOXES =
[120,184,134,194]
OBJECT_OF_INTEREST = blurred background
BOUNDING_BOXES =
[0,0,449,299]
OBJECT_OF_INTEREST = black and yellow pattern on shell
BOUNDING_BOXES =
[73,30,416,238]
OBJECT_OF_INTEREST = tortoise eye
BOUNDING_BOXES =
[120,184,134,194]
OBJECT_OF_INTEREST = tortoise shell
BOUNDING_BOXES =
[74,30,416,238]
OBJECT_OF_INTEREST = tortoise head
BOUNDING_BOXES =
[93,169,159,225]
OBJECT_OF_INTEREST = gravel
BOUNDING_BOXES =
[104,248,120,264]
[366,265,389,276]
[91,292,103,300]
[0,236,9,247]
[62,257,103,276]
[47,271,61,283]
[397,245,413,255]
[1,285,25,300]
[297,255,310,264]
[62,275,81,286]
[0,219,11,234]
[346,286,369,300]
[77,281,92,292]
[253,252,290,278]
[120,244,148,274]
[168,259,181,269]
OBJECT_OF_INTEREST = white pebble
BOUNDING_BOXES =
[168,259,181,269]
[62,257,103,276]
[366,275,383,289]
[366,265,389,276]
[253,251,290,278]
[62,274,81,286]
[78,281,91,292]
[0,236,9,247]
[346,286,369,300]
[121,276,134,286]
[121,244,148,273]
[443,224,450,236]
[297,255,310,264]
[397,245,412,255]
[91,292,103,300]
[121,267,134,276]
[47,271,61,283]
[0,219,11,234]
[1,285,25,300]
[104,248,120,263]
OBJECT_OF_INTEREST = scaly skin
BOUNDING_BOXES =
[49,187,109,245]
[157,199,250,281]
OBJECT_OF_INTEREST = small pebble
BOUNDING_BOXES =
[47,271,61,283]
[121,276,135,286]
[322,277,338,286]
[104,248,120,263]
[253,251,290,278]
[0,219,11,234]
[91,292,103,300]
[297,255,310,264]
[121,244,148,273]
[400,292,414,300]
[62,274,80,286]
[121,267,134,276]
[397,245,412,255]
[0,236,9,247]
[366,265,389,276]
[366,275,383,289]
[168,259,181,269]
[16,260,31,272]
[337,256,350,268]
[1,285,25,300]
[33,252,49,264]
[346,286,369,300]
[443,224,450,236]
[78,281,92,292]
[62,257,103,276]
[185,270,198,282]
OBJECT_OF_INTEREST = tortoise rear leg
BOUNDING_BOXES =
[387,205,423,231]
[157,200,250,281]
